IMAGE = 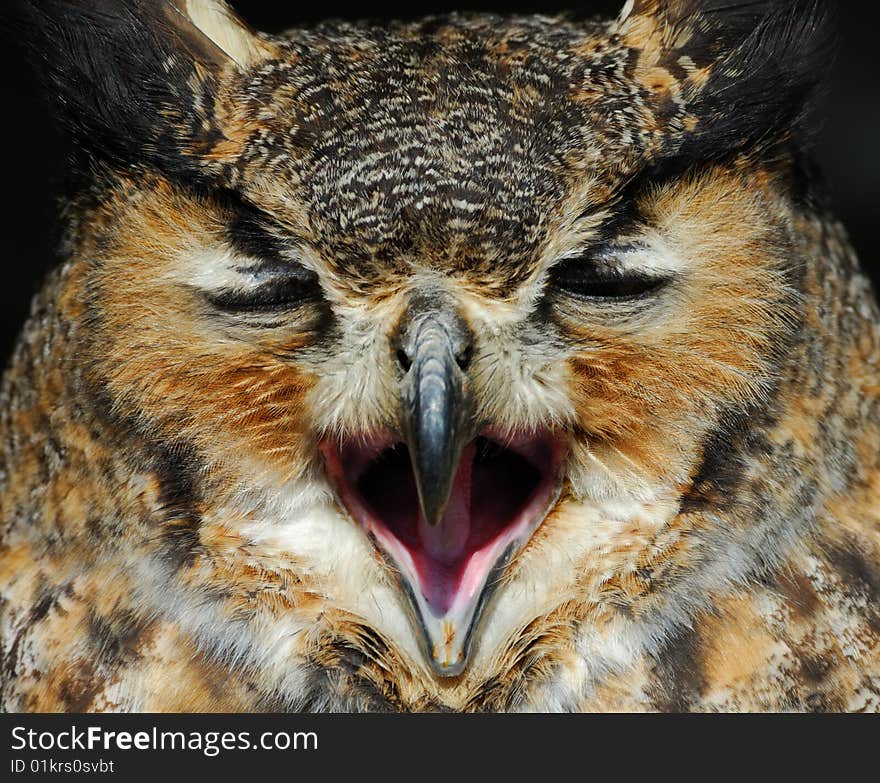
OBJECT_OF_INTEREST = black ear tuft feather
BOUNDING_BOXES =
[4,0,235,180]
[629,0,838,162]
[684,0,837,159]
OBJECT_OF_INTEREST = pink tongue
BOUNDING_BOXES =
[413,442,476,615]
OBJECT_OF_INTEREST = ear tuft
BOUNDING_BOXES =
[617,0,837,161]
[176,0,267,70]
[8,0,268,181]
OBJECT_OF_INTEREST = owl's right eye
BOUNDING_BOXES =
[205,264,323,313]
[203,194,325,315]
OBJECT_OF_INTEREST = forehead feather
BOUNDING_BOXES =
[229,15,654,281]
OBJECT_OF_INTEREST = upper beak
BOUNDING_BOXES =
[398,297,474,528]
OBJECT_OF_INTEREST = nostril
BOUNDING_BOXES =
[396,348,413,372]
[455,343,473,371]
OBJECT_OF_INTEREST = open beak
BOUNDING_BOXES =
[321,296,564,676]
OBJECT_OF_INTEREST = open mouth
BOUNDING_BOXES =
[321,430,563,676]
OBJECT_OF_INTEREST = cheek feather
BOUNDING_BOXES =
[85,183,319,481]
[304,304,402,440]
[558,170,798,495]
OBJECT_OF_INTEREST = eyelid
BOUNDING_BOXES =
[557,236,682,280]
[559,239,645,261]
[205,270,322,313]
[547,243,673,303]
[232,257,317,282]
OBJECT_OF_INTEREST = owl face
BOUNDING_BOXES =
[25,0,833,705]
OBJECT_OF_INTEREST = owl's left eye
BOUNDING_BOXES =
[548,254,670,302]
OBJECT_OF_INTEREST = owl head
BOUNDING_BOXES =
[17,0,837,706]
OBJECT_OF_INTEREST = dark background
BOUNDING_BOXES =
[0,1,876,366]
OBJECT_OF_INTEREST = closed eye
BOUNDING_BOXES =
[205,267,322,313]
[547,254,670,302]
[204,192,324,314]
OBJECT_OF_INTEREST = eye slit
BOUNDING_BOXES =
[206,271,322,313]
[548,256,668,301]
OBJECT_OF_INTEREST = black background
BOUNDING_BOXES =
[0,1,876,366]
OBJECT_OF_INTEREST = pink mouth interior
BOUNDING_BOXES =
[324,433,559,617]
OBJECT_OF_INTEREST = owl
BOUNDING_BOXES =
[1,0,878,713]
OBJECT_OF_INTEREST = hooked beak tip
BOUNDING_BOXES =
[421,499,446,528]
